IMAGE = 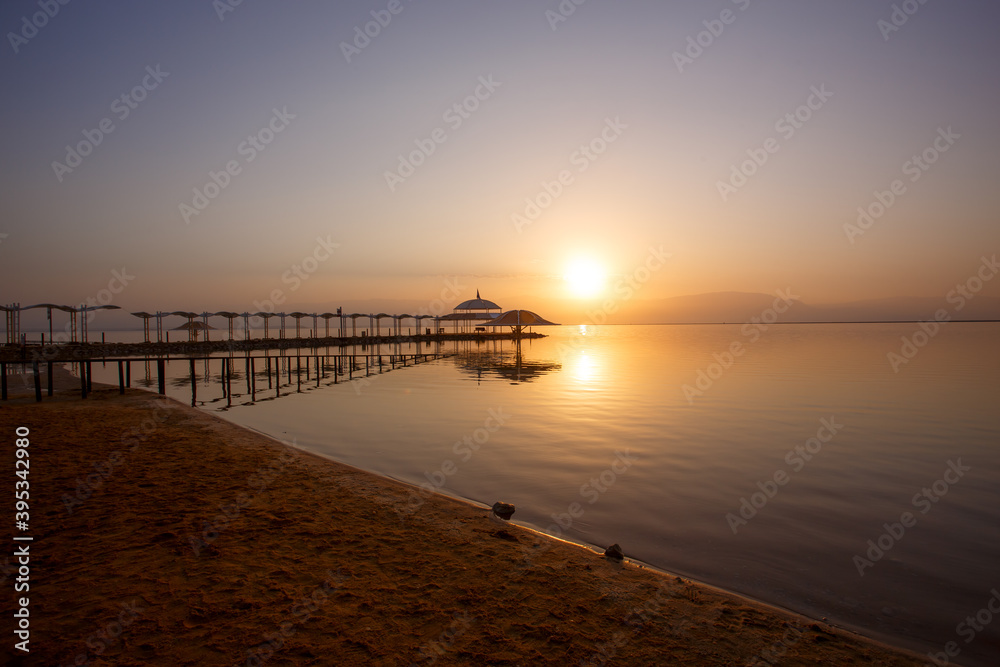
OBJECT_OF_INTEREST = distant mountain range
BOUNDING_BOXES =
[12,292,1000,333]
[637,291,1000,324]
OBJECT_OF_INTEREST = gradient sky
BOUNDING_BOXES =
[2,0,999,324]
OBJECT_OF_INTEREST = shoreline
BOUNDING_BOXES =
[265,424,942,664]
[1,387,933,665]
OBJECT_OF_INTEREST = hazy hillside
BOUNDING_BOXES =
[11,292,1000,333]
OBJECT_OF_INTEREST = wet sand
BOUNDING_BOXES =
[0,384,931,665]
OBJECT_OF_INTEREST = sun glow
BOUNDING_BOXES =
[563,257,607,298]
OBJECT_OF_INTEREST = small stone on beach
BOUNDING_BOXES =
[604,544,625,561]
[491,501,515,520]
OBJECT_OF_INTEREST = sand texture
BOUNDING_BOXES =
[0,387,930,666]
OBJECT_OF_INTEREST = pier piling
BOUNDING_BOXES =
[33,361,41,402]
[189,359,196,407]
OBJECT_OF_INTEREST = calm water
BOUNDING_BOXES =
[79,324,1000,665]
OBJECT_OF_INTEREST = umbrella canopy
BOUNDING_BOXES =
[172,321,216,330]
[27,303,119,313]
[480,309,558,327]
[454,289,501,311]
[438,312,499,321]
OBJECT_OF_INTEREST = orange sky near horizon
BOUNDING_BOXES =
[1,2,998,324]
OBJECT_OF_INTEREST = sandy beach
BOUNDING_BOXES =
[0,383,930,666]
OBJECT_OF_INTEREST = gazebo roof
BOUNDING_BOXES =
[454,290,500,311]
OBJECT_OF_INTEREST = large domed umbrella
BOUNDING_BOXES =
[449,289,502,333]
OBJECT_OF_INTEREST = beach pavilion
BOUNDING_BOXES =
[439,290,503,334]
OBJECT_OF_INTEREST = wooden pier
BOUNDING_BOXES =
[0,330,545,364]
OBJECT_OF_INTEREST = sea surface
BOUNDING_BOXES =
[76,323,1000,665]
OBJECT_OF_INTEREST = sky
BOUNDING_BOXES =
[2,0,999,325]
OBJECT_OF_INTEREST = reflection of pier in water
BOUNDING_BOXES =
[447,338,561,384]
[2,345,450,408]
[189,349,452,411]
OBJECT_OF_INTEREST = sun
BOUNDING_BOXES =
[563,257,607,298]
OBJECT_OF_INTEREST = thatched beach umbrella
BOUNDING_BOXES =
[375,313,393,336]
[320,313,336,338]
[172,320,216,342]
[396,314,413,336]
[22,303,120,343]
[348,313,364,337]
[289,312,308,339]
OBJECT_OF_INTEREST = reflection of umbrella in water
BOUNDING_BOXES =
[451,346,561,384]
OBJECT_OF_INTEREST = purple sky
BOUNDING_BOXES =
[2,0,998,324]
